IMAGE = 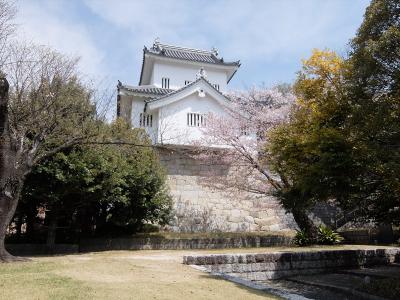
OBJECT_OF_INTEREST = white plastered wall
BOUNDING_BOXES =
[153,92,229,145]
[151,61,228,92]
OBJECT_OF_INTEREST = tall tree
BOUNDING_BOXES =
[267,50,358,230]
[346,0,400,224]
[0,43,96,261]
[0,2,164,261]
[0,0,19,261]
[0,71,19,261]
[268,0,400,232]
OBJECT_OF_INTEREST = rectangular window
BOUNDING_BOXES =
[139,113,153,127]
[162,77,170,89]
[213,83,220,91]
[187,113,206,127]
[184,80,192,85]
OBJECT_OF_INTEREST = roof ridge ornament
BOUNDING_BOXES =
[211,47,219,56]
[196,67,207,79]
[153,37,161,51]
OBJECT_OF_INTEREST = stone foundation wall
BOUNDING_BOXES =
[6,244,79,256]
[183,248,400,280]
[157,147,297,232]
[79,235,293,252]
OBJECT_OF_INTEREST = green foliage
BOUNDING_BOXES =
[294,226,343,246]
[19,119,172,240]
[268,50,357,231]
[268,0,400,228]
[317,225,343,245]
[350,0,400,95]
[346,0,400,225]
[294,230,312,246]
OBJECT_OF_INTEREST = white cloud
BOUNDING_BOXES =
[15,0,370,89]
[83,0,369,61]
[16,0,106,78]
[83,0,211,51]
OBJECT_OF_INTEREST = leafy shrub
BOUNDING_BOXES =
[294,230,312,246]
[317,225,343,245]
[294,226,343,246]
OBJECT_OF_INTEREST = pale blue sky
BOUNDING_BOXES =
[17,0,371,90]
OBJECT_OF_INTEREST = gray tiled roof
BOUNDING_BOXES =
[118,83,173,96]
[139,40,241,85]
[145,43,240,66]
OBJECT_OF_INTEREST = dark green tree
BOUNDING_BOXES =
[268,0,400,238]
[346,0,400,224]
[267,49,356,239]
[18,120,172,245]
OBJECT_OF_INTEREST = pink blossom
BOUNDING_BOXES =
[192,86,294,194]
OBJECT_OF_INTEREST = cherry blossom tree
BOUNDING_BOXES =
[0,0,15,69]
[193,86,319,237]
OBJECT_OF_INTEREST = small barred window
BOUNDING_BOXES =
[162,77,170,89]
[187,113,206,127]
[139,113,153,127]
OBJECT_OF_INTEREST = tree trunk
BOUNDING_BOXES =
[95,203,108,234]
[79,206,94,238]
[16,213,23,239]
[0,189,22,261]
[291,207,319,241]
[46,207,58,251]
[25,201,37,242]
[0,77,27,262]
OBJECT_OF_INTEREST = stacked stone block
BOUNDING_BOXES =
[157,147,297,232]
[183,248,400,280]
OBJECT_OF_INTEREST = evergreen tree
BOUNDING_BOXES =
[268,0,400,230]
[18,120,172,244]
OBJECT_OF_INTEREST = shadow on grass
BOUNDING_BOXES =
[197,273,282,299]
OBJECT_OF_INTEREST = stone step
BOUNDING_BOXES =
[255,279,360,300]
[286,273,387,300]
[338,265,400,279]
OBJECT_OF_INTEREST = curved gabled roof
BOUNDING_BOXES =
[144,76,231,112]
[145,43,240,66]
[139,40,240,85]
[145,76,229,104]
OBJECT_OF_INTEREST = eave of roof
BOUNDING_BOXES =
[119,83,173,97]
[145,47,240,67]
[138,49,146,86]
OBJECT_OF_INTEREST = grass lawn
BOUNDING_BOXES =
[0,249,281,300]
[0,245,393,300]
